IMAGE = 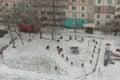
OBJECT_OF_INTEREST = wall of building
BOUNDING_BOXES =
[65,0,117,28]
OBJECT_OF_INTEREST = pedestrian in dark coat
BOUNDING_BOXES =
[55,66,57,71]
[46,45,49,50]
[82,63,84,68]
[66,57,68,61]
[62,54,64,58]
[69,35,72,40]
[71,61,73,66]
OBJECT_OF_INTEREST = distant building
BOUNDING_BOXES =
[0,0,119,29]
[114,0,120,28]
[94,0,115,28]
[17,0,66,27]
[0,0,17,24]
[65,0,116,28]
[64,0,94,28]
[37,0,66,27]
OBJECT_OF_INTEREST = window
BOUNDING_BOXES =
[14,10,17,13]
[82,0,85,3]
[107,0,112,4]
[72,6,76,10]
[95,7,101,13]
[63,12,66,15]
[96,21,100,25]
[119,0,120,4]
[33,5,37,8]
[105,22,110,26]
[72,12,76,17]
[0,9,2,12]
[72,0,76,2]
[98,0,101,4]
[81,6,85,11]
[13,3,16,7]
[81,14,85,17]
[118,8,120,11]
[89,0,94,4]
[97,14,100,18]
[5,3,9,7]
[116,0,120,4]
[106,15,111,19]
[26,4,29,8]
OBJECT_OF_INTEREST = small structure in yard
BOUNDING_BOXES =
[116,48,120,54]
[104,43,115,66]
[71,46,79,54]
[83,23,95,34]
[116,48,120,52]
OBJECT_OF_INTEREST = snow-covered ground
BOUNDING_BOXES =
[0,28,120,80]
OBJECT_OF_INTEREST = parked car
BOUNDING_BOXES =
[0,29,8,38]
[0,29,8,34]
[0,33,4,37]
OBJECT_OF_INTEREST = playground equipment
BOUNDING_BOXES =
[104,43,114,66]
[104,43,120,66]
[71,46,79,54]
[83,23,95,34]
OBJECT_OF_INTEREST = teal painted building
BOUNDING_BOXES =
[62,18,88,28]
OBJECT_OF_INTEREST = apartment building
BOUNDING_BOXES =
[0,0,118,28]
[0,0,66,27]
[115,0,120,17]
[65,0,116,28]
[66,0,94,19]
[0,0,17,23]
[27,0,66,26]
[63,0,94,28]
[94,0,115,28]
[114,0,120,28]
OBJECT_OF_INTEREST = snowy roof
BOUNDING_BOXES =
[83,23,95,28]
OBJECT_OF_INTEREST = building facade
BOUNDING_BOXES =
[65,0,116,28]
[0,0,119,29]
[0,0,17,23]
[114,0,120,29]
[94,0,115,28]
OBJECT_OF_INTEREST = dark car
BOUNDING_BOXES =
[0,33,4,37]
[0,29,8,38]
[0,29,8,34]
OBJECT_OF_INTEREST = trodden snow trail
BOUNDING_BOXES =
[74,38,102,80]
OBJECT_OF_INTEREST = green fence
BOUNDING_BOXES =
[62,18,88,28]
